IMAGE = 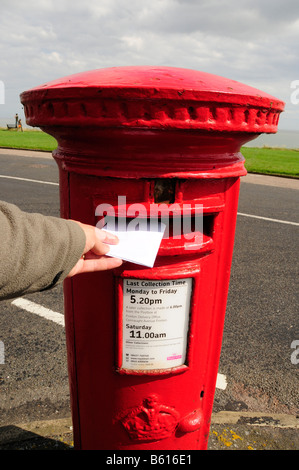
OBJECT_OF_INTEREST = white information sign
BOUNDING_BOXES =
[122,278,192,371]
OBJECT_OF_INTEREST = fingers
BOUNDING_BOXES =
[91,227,119,256]
[95,227,119,245]
[79,255,123,274]
[67,254,123,277]
[67,222,123,278]
[72,222,119,253]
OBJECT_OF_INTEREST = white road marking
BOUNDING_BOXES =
[12,298,65,326]
[0,340,4,364]
[237,212,299,227]
[0,174,58,186]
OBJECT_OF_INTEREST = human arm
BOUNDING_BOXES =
[0,201,122,300]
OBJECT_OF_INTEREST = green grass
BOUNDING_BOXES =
[0,128,57,152]
[241,146,299,178]
[0,128,299,178]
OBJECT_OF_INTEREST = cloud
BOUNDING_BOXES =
[0,0,298,129]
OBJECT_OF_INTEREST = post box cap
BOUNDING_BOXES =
[21,66,285,133]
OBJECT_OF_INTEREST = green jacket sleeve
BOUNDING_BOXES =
[0,201,86,300]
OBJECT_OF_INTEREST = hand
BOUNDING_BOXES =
[67,222,123,277]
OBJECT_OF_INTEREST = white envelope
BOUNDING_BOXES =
[102,219,166,268]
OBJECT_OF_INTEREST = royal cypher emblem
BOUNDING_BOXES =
[121,394,180,441]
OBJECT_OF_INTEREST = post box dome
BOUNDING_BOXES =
[20,66,284,133]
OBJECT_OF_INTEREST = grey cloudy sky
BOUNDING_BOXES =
[1,0,299,130]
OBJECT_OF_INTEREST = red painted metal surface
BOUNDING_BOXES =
[21,66,284,450]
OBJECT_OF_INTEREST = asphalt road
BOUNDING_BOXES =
[0,149,298,431]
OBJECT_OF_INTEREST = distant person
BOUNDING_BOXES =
[18,119,23,132]
[15,113,18,127]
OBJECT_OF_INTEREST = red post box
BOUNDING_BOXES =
[20,66,284,451]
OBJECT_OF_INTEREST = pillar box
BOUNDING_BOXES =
[20,66,284,451]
